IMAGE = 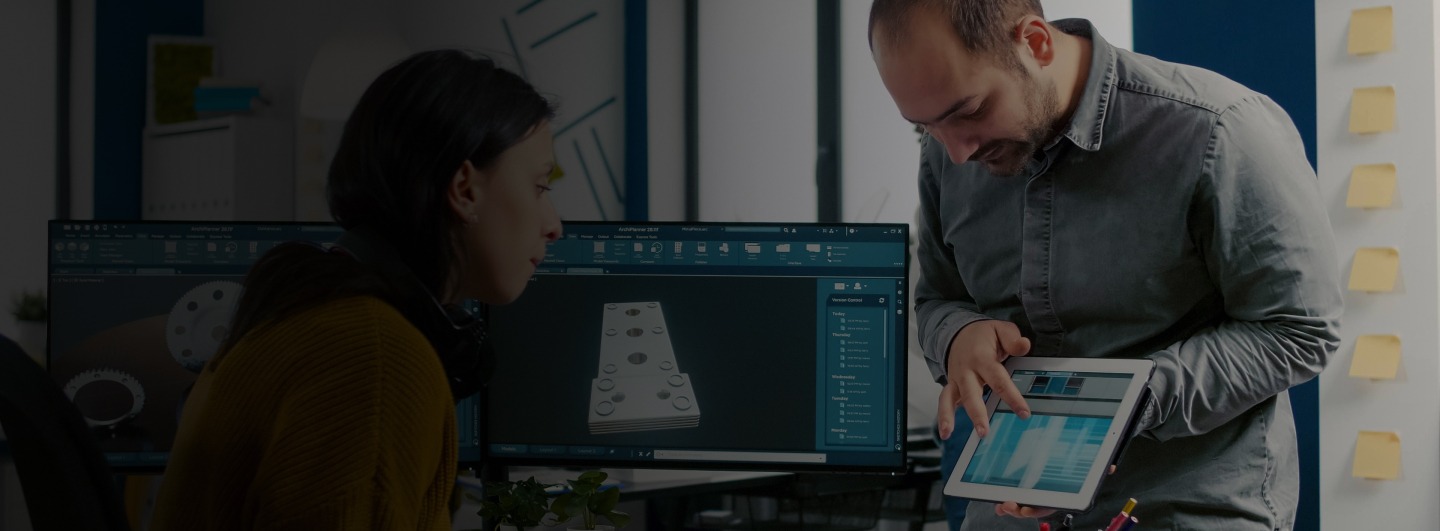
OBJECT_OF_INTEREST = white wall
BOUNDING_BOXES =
[206,0,630,222]
[697,0,818,222]
[839,0,921,226]
[1317,1,1440,528]
[0,0,57,341]
[1043,0,1131,51]
[0,1,55,528]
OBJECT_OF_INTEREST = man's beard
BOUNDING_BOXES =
[982,69,1061,177]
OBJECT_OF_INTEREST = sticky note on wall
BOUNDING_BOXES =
[1348,334,1401,379]
[1348,6,1395,55]
[1353,431,1401,480]
[1348,247,1400,292]
[1350,86,1396,134]
[1345,164,1397,208]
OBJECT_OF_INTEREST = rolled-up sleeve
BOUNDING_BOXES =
[1139,95,1344,441]
[913,135,996,384]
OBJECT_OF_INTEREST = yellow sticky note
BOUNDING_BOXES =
[1349,247,1400,292]
[1353,431,1401,480]
[1346,164,1397,208]
[1348,6,1395,55]
[1348,334,1401,379]
[1350,86,1396,134]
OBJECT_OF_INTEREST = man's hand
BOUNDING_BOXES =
[994,502,1056,519]
[936,320,1032,439]
[993,466,1116,520]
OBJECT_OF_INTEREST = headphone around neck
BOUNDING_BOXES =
[333,227,492,402]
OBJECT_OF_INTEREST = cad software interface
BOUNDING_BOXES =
[46,222,485,467]
[485,222,909,470]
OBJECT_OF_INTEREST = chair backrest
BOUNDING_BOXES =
[0,333,130,531]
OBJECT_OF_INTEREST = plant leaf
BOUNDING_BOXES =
[604,509,632,529]
[593,487,620,513]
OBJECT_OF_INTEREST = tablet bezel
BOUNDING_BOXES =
[941,356,1155,512]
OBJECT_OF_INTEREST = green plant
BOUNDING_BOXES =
[473,476,558,530]
[10,290,46,322]
[549,471,630,530]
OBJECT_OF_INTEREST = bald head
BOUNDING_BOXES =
[868,0,1044,57]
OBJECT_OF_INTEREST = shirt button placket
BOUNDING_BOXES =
[1019,159,1065,356]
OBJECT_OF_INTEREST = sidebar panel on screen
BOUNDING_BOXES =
[815,280,898,452]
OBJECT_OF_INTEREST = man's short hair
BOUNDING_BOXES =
[868,0,1045,56]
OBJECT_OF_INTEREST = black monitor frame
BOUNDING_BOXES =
[482,221,910,474]
[45,221,486,469]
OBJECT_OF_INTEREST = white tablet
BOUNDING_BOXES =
[942,356,1155,512]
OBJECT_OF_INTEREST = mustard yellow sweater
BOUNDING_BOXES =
[151,296,457,531]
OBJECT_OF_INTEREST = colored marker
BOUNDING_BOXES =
[1039,524,1050,531]
[1104,499,1138,531]
[1118,516,1138,531]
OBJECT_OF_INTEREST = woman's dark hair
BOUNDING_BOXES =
[216,50,554,358]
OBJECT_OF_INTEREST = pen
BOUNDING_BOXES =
[1104,498,1138,531]
[1118,516,1138,531]
[1057,514,1074,531]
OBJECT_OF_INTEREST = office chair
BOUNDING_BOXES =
[0,333,131,531]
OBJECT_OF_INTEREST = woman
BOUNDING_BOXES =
[151,50,562,530]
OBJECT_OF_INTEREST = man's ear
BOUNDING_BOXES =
[448,160,484,222]
[1014,15,1055,68]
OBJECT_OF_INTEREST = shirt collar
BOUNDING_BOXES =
[1046,18,1117,153]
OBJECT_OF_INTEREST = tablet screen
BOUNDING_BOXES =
[961,370,1134,493]
[943,357,1153,511]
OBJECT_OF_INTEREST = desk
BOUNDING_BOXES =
[724,466,942,531]
[454,468,792,530]
[458,463,944,531]
[618,470,794,502]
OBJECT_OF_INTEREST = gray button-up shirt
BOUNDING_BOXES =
[915,20,1343,530]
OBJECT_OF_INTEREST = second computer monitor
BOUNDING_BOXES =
[47,221,486,469]
[485,222,909,473]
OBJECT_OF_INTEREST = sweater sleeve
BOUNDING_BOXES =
[247,299,456,531]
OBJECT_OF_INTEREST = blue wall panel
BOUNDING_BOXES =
[624,0,648,221]
[1132,2,1318,530]
[94,0,203,219]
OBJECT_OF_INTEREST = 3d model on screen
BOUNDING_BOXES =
[589,301,701,434]
[166,280,243,373]
[64,368,146,428]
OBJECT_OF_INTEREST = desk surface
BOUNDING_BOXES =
[616,471,793,501]
[455,464,943,530]
[491,467,793,501]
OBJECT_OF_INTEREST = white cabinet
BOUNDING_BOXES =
[142,116,292,221]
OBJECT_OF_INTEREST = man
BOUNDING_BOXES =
[868,1,1343,529]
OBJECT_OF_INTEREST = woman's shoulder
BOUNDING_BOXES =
[301,294,425,337]
[249,295,435,362]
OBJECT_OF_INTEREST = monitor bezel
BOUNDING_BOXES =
[481,220,911,474]
[45,220,489,471]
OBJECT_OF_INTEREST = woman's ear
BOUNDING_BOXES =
[448,160,484,223]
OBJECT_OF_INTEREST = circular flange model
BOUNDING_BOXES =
[166,280,243,373]
[63,368,146,427]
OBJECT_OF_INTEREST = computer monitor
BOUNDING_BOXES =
[484,221,909,473]
[46,221,484,469]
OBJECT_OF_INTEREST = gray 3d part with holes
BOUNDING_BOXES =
[590,301,701,434]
